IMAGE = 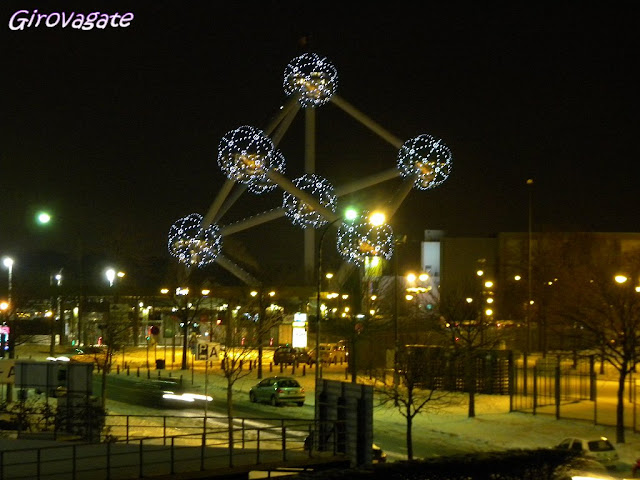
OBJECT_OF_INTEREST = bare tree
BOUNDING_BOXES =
[215,307,255,464]
[435,285,505,418]
[550,236,640,443]
[238,287,284,379]
[374,345,450,460]
[95,304,132,408]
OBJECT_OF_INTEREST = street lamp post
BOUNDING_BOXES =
[526,178,534,353]
[3,257,14,306]
[316,218,344,386]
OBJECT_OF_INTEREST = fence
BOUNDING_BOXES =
[1,415,343,480]
[405,345,512,395]
[510,352,640,432]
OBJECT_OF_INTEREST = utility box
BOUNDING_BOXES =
[14,360,99,441]
[14,360,93,397]
[316,379,373,467]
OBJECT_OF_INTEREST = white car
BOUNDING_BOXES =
[555,437,619,468]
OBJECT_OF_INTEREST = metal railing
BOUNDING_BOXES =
[1,415,343,480]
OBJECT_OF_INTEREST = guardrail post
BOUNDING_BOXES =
[126,416,130,444]
[201,417,207,471]
[282,426,287,462]
[171,437,175,475]
[242,418,246,448]
[532,366,538,415]
[523,354,528,397]
[139,439,144,478]
[256,429,261,464]
[228,422,234,468]
[555,365,561,420]
[106,441,111,480]
[72,445,77,480]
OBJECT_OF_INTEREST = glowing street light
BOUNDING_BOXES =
[36,211,51,225]
[368,211,386,227]
[105,268,125,287]
[614,275,628,284]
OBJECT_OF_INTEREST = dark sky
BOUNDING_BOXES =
[1,2,637,284]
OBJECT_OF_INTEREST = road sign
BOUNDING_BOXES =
[0,359,15,384]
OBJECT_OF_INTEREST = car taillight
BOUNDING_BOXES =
[300,387,305,393]
[277,389,284,393]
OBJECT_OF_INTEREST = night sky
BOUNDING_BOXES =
[1,2,637,287]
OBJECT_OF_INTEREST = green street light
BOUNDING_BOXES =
[36,211,51,225]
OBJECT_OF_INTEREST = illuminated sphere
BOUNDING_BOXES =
[397,134,452,190]
[283,52,338,108]
[336,211,395,265]
[247,149,287,195]
[283,174,337,228]
[168,213,222,268]
[217,125,275,185]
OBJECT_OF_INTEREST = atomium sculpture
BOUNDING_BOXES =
[217,125,276,186]
[169,51,453,284]
[397,134,452,190]
[168,213,222,268]
[336,211,395,266]
[283,52,338,108]
[283,173,337,228]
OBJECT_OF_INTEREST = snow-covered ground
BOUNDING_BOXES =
[9,345,640,479]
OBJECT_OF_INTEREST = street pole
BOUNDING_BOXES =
[315,217,343,422]
[526,178,533,354]
[393,245,399,386]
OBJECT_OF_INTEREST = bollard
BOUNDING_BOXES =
[302,365,306,376]
[345,368,348,380]
[137,367,140,377]
[270,363,273,372]
[116,365,120,375]
[147,369,151,379]
[279,363,283,373]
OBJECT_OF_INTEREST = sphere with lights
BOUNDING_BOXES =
[397,134,452,190]
[283,173,337,228]
[218,125,276,186]
[336,211,395,265]
[168,213,222,268]
[247,149,287,195]
[283,52,338,108]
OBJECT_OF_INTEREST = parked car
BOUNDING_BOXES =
[249,376,305,406]
[309,343,348,364]
[273,346,312,365]
[555,437,619,468]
